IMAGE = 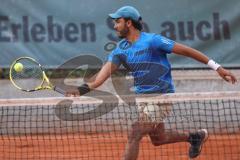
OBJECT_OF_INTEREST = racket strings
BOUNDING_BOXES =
[11,59,44,91]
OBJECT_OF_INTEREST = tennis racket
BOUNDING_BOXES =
[9,57,65,94]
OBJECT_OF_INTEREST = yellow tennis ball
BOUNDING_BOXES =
[14,63,24,72]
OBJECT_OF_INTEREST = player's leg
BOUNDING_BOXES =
[123,121,155,160]
[123,103,158,160]
[149,122,189,146]
[147,103,208,158]
[146,103,189,144]
[149,124,208,158]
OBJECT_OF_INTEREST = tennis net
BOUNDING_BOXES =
[0,92,239,160]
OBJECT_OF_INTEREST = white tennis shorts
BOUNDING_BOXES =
[137,102,172,123]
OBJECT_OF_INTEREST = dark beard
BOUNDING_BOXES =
[117,24,129,39]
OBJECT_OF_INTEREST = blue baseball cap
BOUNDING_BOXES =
[109,6,141,21]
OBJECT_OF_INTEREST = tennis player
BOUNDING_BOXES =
[66,6,237,160]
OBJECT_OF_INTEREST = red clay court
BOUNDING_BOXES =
[0,133,239,160]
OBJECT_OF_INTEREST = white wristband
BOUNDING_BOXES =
[207,60,221,71]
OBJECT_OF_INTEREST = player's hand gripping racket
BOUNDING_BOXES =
[9,57,65,94]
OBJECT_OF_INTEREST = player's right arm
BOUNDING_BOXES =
[65,62,118,96]
[87,62,118,89]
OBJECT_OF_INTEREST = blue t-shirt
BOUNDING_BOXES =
[107,32,175,94]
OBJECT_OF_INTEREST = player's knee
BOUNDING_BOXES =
[150,130,165,146]
[151,136,166,146]
[152,140,161,146]
[150,134,161,146]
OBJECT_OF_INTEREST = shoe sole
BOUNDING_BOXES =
[200,129,209,142]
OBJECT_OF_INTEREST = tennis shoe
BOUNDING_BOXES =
[188,129,208,159]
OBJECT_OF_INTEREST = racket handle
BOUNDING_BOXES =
[54,86,66,95]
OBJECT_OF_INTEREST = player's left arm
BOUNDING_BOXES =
[172,42,237,84]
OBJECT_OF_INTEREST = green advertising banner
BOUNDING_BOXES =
[0,0,239,68]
